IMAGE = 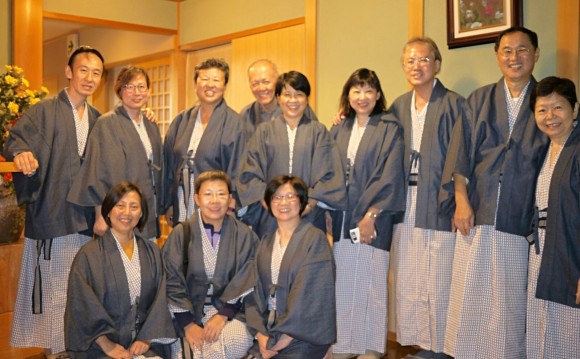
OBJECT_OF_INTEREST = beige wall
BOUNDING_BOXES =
[427,0,557,97]
[317,0,557,127]
[179,0,305,45]
[77,27,174,65]
[44,0,177,29]
[43,37,68,96]
[317,0,409,126]
[0,0,10,66]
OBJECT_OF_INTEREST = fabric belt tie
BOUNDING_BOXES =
[527,207,546,255]
[180,150,195,218]
[131,296,141,341]
[409,150,420,186]
[538,209,547,229]
[148,160,161,234]
[410,150,420,169]
[267,285,277,330]
[32,239,53,314]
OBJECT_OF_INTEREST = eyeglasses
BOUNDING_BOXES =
[404,57,431,68]
[123,84,149,93]
[498,47,531,58]
[271,193,298,203]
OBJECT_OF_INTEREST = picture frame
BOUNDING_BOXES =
[447,0,523,49]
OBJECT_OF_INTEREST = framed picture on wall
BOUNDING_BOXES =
[447,0,523,49]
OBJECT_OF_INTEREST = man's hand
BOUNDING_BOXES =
[13,151,39,175]
[452,174,474,236]
[142,107,158,124]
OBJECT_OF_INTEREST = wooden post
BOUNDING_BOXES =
[12,0,43,89]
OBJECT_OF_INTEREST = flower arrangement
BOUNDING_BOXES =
[0,65,49,196]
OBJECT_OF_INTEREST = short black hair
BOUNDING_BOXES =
[494,26,539,52]
[530,76,578,111]
[275,71,311,98]
[67,45,105,68]
[264,175,309,216]
[194,58,230,85]
[101,181,148,231]
[194,170,232,194]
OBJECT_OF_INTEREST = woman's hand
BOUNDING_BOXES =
[331,111,345,126]
[129,339,150,356]
[576,278,580,305]
[256,332,279,359]
[358,213,377,244]
[301,200,318,217]
[323,347,334,359]
[184,322,205,352]
[95,335,131,359]
[165,207,174,227]
[204,314,227,342]
[271,333,293,352]
[94,206,109,236]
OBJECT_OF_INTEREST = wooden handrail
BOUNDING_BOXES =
[0,162,19,173]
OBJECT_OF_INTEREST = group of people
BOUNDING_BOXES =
[3,24,579,359]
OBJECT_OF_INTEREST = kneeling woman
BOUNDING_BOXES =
[65,182,175,358]
[245,175,336,358]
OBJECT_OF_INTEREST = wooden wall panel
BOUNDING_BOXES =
[0,240,24,314]
[184,44,232,110]
[556,0,580,88]
[229,24,306,112]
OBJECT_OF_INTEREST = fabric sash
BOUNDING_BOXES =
[32,238,53,314]
[180,150,195,219]
[148,159,161,235]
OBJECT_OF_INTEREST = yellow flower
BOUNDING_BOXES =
[12,66,23,75]
[41,86,49,95]
[25,89,35,97]
[8,102,19,114]
[4,65,12,71]
[5,75,18,86]
[22,78,29,87]
[29,98,40,106]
